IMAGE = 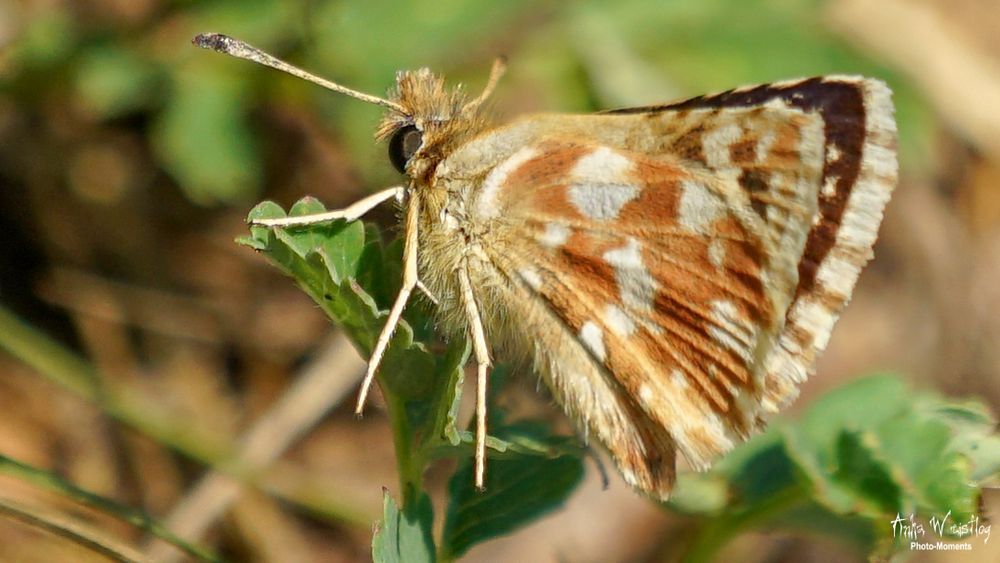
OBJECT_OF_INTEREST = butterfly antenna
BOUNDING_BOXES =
[463,56,507,113]
[192,33,407,114]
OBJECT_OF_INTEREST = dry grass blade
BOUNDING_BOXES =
[0,496,146,563]
[145,332,365,562]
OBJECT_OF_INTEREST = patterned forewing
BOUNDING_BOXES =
[433,76,895,495]
[609,77,898,413]
[469,110,825,472]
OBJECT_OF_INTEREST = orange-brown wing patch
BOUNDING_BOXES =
[616,77,898,413]
[445,76,895,495]
[480,140,792,471]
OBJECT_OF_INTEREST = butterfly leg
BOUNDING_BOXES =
[458,266,491,489]
[415,279,440,306]
[354,192,421,415]
[250,186,404,227]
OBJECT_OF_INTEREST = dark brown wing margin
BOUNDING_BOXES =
[609,76,898,414]
[605,77,866,299]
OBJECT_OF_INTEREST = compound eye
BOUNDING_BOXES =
[388,125,422,173]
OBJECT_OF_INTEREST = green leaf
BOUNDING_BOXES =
[372,490,435,563]
[724,434,800,507]
[440,421,584,560]
[763,499,880,557]
[407,337,470,450]
[666,473,729,515]
[832,429,903,515]
[917,397,1000,482]
[876,408,975,521]
[239,199,388,349]
[796,374,909,455]
[238,198,483,552]
[680,374,999,561]
[271,197,366,284]
[75,43,161,118]
[785,375,986,523]
[153,60,261,204]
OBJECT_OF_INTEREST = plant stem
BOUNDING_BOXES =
[0,496,147,563]
[0,305,232,463]
[0,304,372,527]
[385,393,425,508]
[0,454,221,561]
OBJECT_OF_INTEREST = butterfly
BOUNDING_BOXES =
[194,33,898,500]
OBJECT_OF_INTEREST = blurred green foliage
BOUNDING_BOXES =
[676,375,1000,561]
[3,0,930,205]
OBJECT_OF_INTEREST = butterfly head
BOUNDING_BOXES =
[376,60,506,180]
[191,33,504,183]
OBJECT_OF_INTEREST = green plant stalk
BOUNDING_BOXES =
[0,496,146,563]
[0,304,371,527]
[0,454,221,562]
[0,305,233,463]
[386,392,426,508]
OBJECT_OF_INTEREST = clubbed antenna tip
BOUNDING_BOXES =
[192,33,228,52]
[190,32,407,113]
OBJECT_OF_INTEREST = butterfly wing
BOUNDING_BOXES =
[620,77,899,416]
[436,76,896,498]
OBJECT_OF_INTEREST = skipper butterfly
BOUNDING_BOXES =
[195,33,898,499]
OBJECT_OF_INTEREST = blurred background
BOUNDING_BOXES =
[1,0,999,561]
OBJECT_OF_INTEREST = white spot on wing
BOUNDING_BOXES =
[670,369,689,390]
[679,180,725,233]
[708,239,725,269]
[477,146,538,219]
[567,147,640,220]
[826,144,841,165]
[811,210,823,226]
[519,268,543,290]
[702,122,742,168]
[568,183,639,220]
[822,175,839,197]
[708,300,754,362]
[639,383,653,404]
[762,96,793,111]
[755,130,776,164]
[571,146,633,179]
[579,321,606,361]
[539,222,570,248]
[790,298,834,351]
[603,238,659,311]
[603,304,636,336]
